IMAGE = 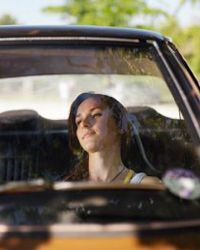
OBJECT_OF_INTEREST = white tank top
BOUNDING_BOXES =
[130,172,146,184]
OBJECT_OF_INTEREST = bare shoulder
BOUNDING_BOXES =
[140,175,162,185]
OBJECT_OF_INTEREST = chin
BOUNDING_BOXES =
[83,144,103,154]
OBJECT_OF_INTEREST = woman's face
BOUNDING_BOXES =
[75,97,120,153]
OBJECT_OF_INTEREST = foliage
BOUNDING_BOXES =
[43,0,168,27]
[0,14,17,25]
[158,20,200,79]
[178,26,200,79]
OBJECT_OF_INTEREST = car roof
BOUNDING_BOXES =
[0,25,167,42]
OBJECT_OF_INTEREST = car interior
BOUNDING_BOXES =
[0,106,198,183]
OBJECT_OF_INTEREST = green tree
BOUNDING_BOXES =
[0,14,17,25]
[43,0,167,27]
[179,0,200,5]
[177,26,200,79]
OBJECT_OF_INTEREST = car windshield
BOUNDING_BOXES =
[0,41,198,182]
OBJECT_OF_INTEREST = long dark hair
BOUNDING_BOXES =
[65,92,134,181]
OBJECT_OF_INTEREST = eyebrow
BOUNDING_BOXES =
[75,107,103,118]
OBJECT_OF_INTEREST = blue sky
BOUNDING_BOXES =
[0,0,66,25]
[0,0,199,26]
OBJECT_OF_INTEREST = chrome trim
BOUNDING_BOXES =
[0,36,140,43]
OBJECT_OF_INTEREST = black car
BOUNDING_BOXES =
[0,25,199,250]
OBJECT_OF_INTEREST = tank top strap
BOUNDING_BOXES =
[123,169,135,184]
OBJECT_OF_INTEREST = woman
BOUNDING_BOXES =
[65,92,160,184]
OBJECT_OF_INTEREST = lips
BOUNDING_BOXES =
[82,130,95,140]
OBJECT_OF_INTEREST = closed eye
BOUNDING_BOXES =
[92,112,102,117]
[75,119,81,126]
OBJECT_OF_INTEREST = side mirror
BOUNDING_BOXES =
[163,168,200,200]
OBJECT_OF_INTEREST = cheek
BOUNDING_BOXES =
[97,123,107,136]
[96,116,110,136]
[76,128,81,143]
[98,117,119,138]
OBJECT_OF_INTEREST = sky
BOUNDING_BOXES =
[0,0,66,25]
[0,0,199,27]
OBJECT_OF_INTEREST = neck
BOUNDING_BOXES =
[88,149,125,182]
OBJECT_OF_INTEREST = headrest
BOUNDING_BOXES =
[0,109,39,130]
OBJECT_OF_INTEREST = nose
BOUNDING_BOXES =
[80,116,92,128]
